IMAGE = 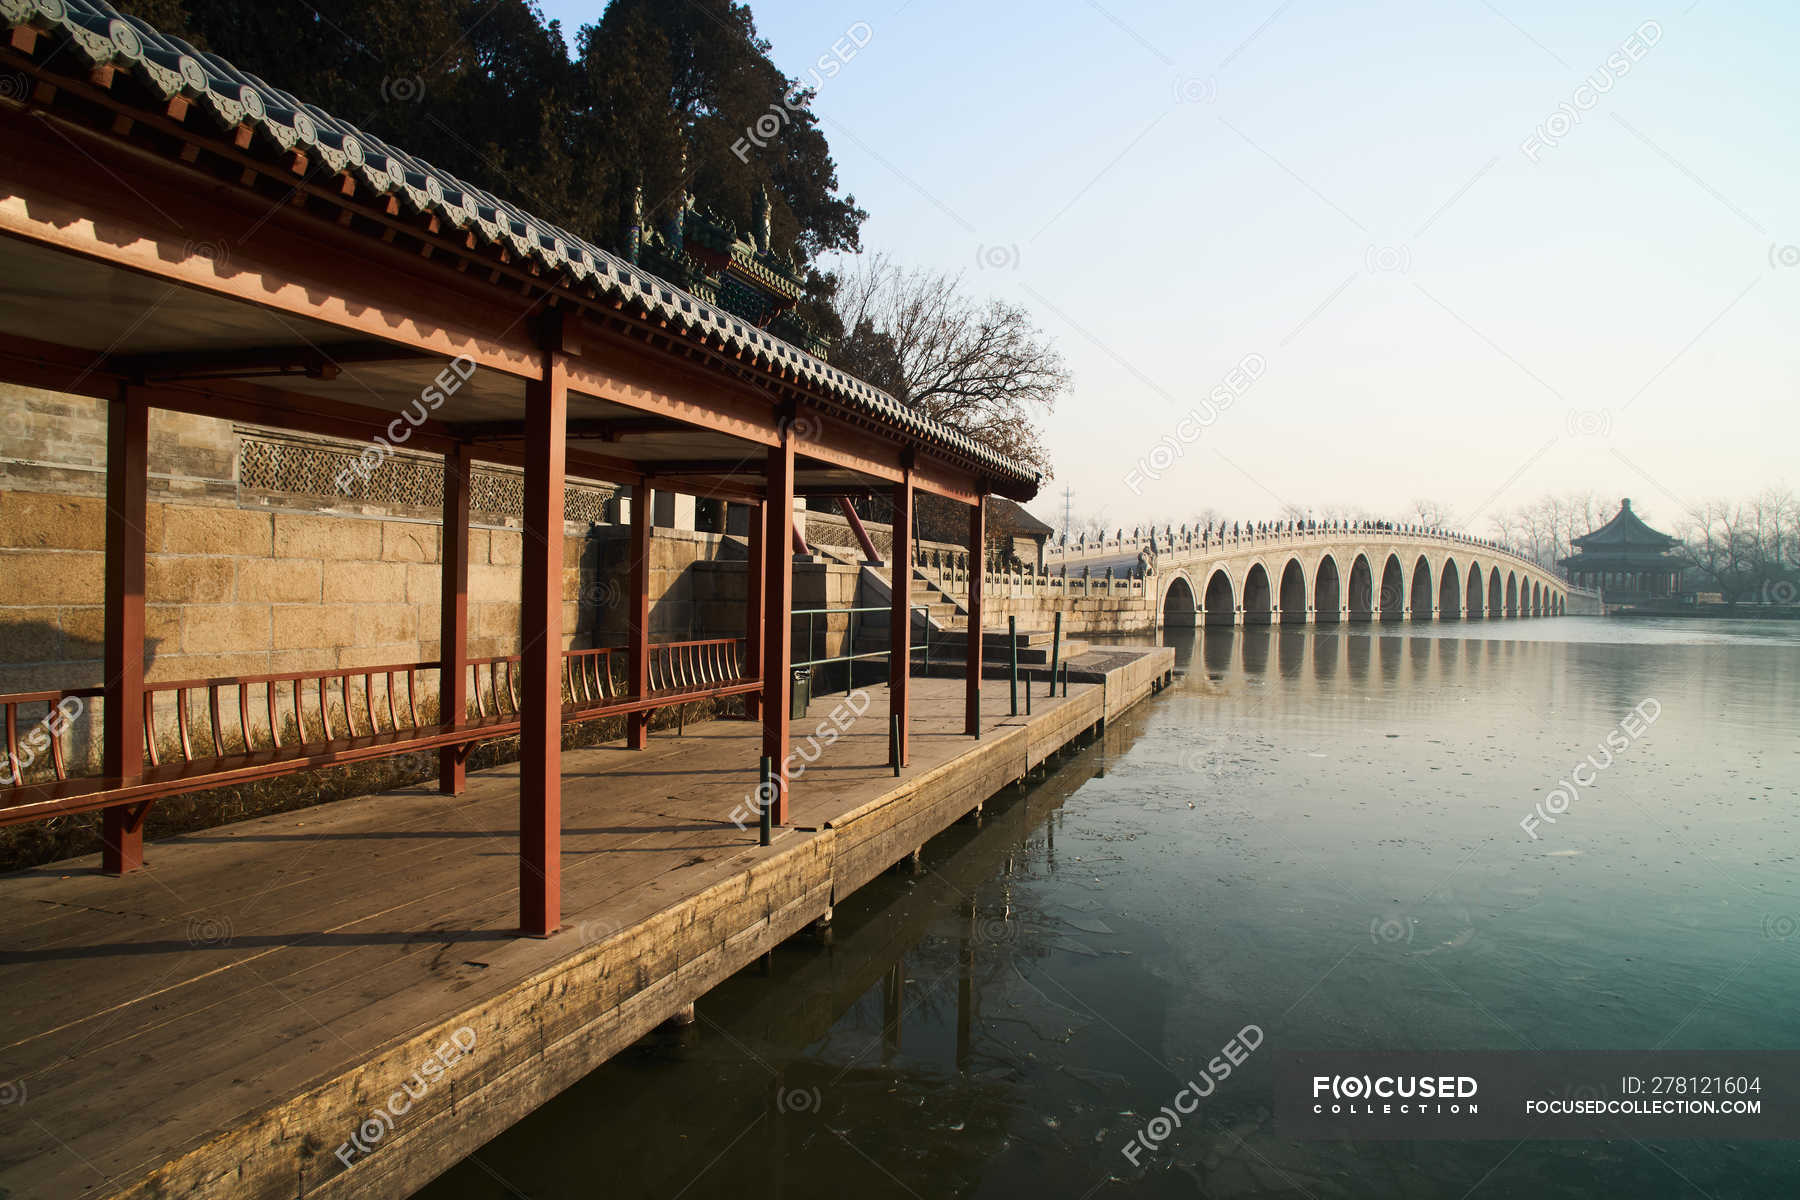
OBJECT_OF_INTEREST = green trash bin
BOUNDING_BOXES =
[790,667,811,721]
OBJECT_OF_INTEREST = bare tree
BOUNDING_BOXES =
[1743,487,1799,600]
[1072,508,1111,541]
[1487,490,1616,566]
[1679,500,1761,604]
[831,253,1070,475]
[1410,498,1454,527]
[1316,503,1380,525]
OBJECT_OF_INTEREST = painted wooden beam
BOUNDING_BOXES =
[761,441,795,824]
[438,443,472,795]
[627,483,651,751]
[744,500,765,722]
[966,494,985,738]
[890,472,913,766]
[519,351,567,937]
[100,382,148,875]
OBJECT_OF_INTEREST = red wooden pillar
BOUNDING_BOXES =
[965,493,985,738]
[101,384,148,874]
[743,500,764,720]
[836,495,880,562]
[519,351,566,937]
[438,442,472,794]
[627,483,651,748]
[761,441,795,823]
[890,472,913,765]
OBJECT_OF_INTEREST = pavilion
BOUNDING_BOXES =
[0,0,1037,935]
[1558,499,1685,600]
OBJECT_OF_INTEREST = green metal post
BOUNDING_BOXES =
[759,755,773,846]
[1048,610,1062,698]
[1008,615,1018,716]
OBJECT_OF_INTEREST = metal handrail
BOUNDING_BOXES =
[791,605,934,693]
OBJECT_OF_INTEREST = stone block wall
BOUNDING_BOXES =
[0,383,698,696]
[0,488,597,695]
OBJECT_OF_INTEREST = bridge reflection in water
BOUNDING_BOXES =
[1169,623,1558,684]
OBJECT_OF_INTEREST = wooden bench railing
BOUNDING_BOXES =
[3,686,104,788]
[0,638,752,828]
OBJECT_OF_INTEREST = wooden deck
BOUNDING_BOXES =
[0,651,1170,1200]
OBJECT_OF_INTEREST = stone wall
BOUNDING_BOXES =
[0,490,600,695]
[0,383,709,696]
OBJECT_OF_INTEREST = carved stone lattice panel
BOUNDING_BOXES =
[236,432,613,522]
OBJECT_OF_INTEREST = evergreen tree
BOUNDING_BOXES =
[116,0,862,306]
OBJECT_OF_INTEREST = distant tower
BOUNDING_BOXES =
[625,183,643,265]
[753,185,772,253]
[1062,485,1074,542]
[666,146,689,252]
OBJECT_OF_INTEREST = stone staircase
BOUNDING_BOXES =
[908,568,964,630]
[855,565,1081,666]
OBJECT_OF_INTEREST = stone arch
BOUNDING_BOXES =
[1380,554,1405,620]
[1203,567,1236,626]
[1314,554,1343,624]
[1409,555,1433,619]
[1488,567,1503,617]
[1532,579,1543,616]
[1244,562,1273,625]
[1162,571,1197,628]
[1348,554,1374,622]
[1506,572,1518,616]
[1555,593,1564,615]
[1439,558,1461,619]
[1279,558,1308,624]
[1465,559,1484,617]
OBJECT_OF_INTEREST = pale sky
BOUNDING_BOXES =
[538,0,1798,536]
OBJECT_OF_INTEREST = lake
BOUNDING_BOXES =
[418,617,1800,1199]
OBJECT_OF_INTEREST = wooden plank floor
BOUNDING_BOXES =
[0,672,1115,1200]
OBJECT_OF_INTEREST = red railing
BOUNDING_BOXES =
[142,663,434,766]
[2,686,104,786]
[463,639,746,719]
[1,638,751,789]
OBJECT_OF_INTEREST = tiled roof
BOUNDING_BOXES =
[1570,499,1677,549]
[0,0,1040,493]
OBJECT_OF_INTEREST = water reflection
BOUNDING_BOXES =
[1313,631,1338,682]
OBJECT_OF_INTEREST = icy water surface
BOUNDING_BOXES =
[420,618,1800,1199]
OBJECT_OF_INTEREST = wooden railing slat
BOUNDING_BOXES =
[208,685,224,757]
[6,704,20,786]
[177,688,193,762]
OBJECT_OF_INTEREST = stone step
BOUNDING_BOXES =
[915,627,1078,664]
[852,630,1082,667]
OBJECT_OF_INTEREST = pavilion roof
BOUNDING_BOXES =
[0,0,1038,495]
[1558,500,1684,571]
[1569,499,1678,550]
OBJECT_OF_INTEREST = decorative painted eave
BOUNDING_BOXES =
[0,0,1040,496]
